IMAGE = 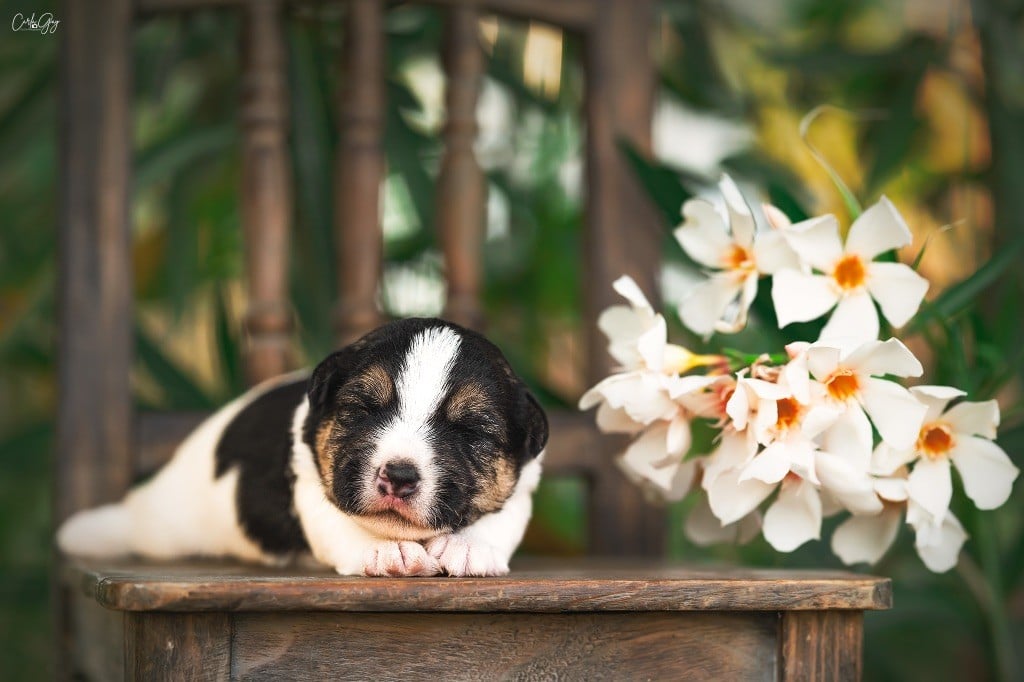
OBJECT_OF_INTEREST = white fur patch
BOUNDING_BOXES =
[368,326,462,514]
[57,372,306,563]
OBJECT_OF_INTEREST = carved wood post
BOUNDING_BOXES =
[335,0,386,346]
[58,0,135,521]
[583,0,665,555]
[240,0,293,384]
[437,5,486,330]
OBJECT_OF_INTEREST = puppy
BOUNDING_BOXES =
[57,318,548,577]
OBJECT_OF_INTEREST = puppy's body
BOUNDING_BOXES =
[58,319,547,577]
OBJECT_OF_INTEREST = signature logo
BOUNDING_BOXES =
[12,12,60,35]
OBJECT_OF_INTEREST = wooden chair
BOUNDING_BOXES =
[58,0,890,679]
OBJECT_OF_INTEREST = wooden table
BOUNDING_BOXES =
[65,558,890,681]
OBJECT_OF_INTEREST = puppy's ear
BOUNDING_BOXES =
[307,343,362,414]
[515,386,549,460]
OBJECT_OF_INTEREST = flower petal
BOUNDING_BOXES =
[598,305,650,368]
[910,385,966,423]
[595,402,644,434]
[806,345,842,382]
[874,475,909,502]
[950,436,1019,510]
[819,292,878,344]
[845,338,923,378]
[666,414,692,455]
[871,442,916,477]
[763,478,822,552]
[944,400,1000,440]
[907,456,953,522]
[619,424,680,492]
[636,315,668,371]
[753,229,801,275]
[719,174,757,248]
[662,459,699,502]
[832,506,902,565]
[612,275,654,311]
[816,452,883,514]
[715,271,758,334]
[675,199,732,269]
[772,270,839,327]
[866,262,929,328]
[910,504,967,573]
[781,214,844,272]
[702,430,758,487]
[684,495,762,547]
[706,468,775,525]
[845,196,913,260]
[860,377,928,451]
[819,407,874,470]
[678,275,742,337]
[740,442,796,484]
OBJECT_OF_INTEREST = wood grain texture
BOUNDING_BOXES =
[232,611,777,681]
[582,0,665,557]
[437,4,486,330]
[68,558,892,613]
[334,0,386,345]
[780,610,864,681]
[240,0,294,384]
[125,612,232,681]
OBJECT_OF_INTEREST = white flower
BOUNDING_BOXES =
[771,197,929,343]
[902,386,1018,523]
[805,338,926,451]
[907,500,968,573]
[617,420,697,500]
[702,430,772,525]
[684,492,761,547]
[675,175,799,336]
[762,474,822,552]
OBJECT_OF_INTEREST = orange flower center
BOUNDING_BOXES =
[724,244,754,271]
[917,422,955,459]
[825,369,860,401]
[832,253,867,290]
[775,397,802,431]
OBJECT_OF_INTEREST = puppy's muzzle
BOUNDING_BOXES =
[376,460,420,499]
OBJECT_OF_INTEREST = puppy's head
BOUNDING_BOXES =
[304,318,548,541]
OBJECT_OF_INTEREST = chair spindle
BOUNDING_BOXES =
[334,0,387,346]
[437,5,486,330]
[240,0,293,384]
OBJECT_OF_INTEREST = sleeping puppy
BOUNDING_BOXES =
[57,318,547,577]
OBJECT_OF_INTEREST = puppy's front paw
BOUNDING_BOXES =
[363,541,441,577]
[425,535,509,577]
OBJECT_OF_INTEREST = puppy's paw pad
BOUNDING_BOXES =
[363,541,441,577]
[425,535,509,577]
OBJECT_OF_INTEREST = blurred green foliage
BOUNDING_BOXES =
[1,0,1023,679]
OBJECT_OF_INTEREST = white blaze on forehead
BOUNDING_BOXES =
[395,325,462,431]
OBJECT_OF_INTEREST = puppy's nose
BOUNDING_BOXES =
[376,461,420,499]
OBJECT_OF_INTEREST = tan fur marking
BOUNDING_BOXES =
[354,364,393,405]
[315,422,337,493]
[447,383,489,421]
[473,457,517,514]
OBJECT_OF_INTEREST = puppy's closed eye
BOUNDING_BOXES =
[346,364,394,408]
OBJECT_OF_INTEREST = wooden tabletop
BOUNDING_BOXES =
[66,557,892,613]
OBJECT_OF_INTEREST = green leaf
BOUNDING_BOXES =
[908,237,1024,333]
[799,105,864,219]
[135,322,216,409]
[134,125,235,194]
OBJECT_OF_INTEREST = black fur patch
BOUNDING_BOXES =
[215,379,310,556]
